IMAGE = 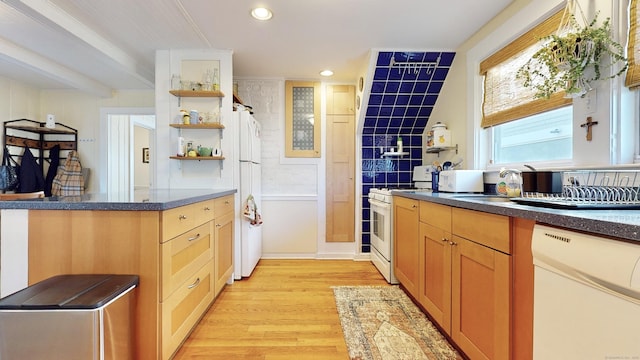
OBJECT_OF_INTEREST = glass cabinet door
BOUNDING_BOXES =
[285,81,320,157]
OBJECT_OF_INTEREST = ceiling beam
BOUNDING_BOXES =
[16,0,153,86]
[0,36,113,97]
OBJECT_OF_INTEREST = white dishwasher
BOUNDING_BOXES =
[532,224,640,360]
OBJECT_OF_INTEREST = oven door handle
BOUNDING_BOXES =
[368,197,391,209]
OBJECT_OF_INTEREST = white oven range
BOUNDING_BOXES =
[368,188,402,284]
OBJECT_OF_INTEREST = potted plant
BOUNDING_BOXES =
[516,12,628,99]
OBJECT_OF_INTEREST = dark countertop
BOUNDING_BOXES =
[395,191,640,242]
[0,188,237,211]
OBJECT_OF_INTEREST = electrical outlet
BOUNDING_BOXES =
[45,114,55,128]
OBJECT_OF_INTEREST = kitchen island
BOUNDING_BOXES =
[0,188,236,360]
[392,191,640,360]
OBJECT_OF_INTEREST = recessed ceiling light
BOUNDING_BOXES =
[320,70,334,77]
[251,7,273,20]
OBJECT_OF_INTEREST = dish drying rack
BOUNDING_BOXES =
[516,170,640,209]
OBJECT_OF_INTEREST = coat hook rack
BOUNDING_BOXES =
[390,55,440,76]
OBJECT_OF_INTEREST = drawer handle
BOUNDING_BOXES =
[188,233,201,241]
[178,214,187,220]
[187,277,201,289]
[441,238,448,242]
[216,223,221,228]
[449,241,458,246]
[225,200,230,205]
[204,207,211,211]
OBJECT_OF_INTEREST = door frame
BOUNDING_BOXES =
[99,107,155,194]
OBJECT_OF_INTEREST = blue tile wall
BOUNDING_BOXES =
[361,50,455,253]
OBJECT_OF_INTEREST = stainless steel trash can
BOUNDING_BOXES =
[0,274,138,360]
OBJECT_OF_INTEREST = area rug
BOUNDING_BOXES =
[332,286,460,360]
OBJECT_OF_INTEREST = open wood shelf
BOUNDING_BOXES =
[169,123,225,129]
[169,90,225,98]
[169,156,225,161]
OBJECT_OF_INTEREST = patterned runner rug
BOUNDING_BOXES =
[332,286,461,360]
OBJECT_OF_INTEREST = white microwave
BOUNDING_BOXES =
[438,170,484,193]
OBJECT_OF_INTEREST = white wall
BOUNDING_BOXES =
[39,89,155,192]
[154,49,235,190]
[427,0,636,170]
[235,78,357,258]
[0,75,154,193]
[134,125,150,189]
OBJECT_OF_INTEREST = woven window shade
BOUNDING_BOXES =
[480,10,572,128]
[626,0,640,89]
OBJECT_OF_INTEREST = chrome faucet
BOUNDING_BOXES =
[499,168,522,178]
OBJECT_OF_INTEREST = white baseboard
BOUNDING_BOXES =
[259,252,372,260]
[260,253,317,259]
[353,253,372,261]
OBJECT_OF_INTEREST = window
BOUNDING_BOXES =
[492,106,573,164]
[285,81,321,157]
[480,9,573,165]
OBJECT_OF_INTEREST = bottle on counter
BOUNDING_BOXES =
[397,136,403,153]
[177,137,185,156]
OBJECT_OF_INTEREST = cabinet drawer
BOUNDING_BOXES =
[193,199,215,226]
[420,201,451,231]
[161,222,213,300]
[162,203,197,242]
[162,201,214,242]
[214,195,234,216]
[451,207,511,254]
[161,260,214,360]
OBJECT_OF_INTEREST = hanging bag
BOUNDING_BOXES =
[0,147,19,191]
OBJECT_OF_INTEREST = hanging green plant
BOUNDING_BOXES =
[516,11,628,99]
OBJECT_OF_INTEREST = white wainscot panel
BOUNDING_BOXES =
[1,209,29,297]
[261,197,317,257]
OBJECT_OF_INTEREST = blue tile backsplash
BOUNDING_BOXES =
[360,50,455,253]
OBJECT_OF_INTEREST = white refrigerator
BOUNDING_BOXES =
[236,110,262,278]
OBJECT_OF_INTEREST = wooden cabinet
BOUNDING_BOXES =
[512,218,535,360]
[161,222,214,300]
[326,84,355,115]
[418,201,452,332]
[284,81,321,158]
[400,200,513,360]
[213,195,234,296]
[393,196,420,297]
[450,235,511,360]
[27,195,235,360]
[161,259,214,359]
[160,194,234,358]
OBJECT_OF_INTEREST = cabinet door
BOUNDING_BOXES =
[285,81,321,158]
[393,197,419,297]
[451,236,511,360]
[326,85,355,115]
[214,211,234,296]
[418,222,452,334]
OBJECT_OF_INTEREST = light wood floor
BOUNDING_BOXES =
[173,259,391,360]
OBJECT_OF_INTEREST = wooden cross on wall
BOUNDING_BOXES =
[580,117,598,141]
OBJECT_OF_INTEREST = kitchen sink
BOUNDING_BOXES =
[452,195,515,203]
